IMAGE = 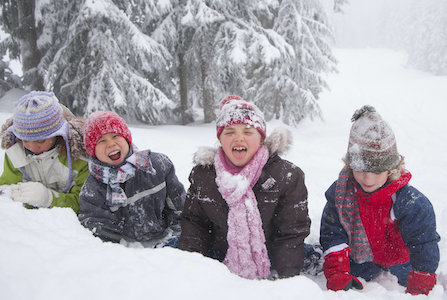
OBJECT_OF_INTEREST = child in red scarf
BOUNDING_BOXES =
[179,95,311,279]
[320,105,440,295]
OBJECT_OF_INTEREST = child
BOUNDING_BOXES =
[78,111,185,246]
[179,95,311,279]
[0,91,89,213]
[320,105,440,295]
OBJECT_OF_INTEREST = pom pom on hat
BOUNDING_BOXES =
[83,111,132,157]
[7,91,68,141]
[346,105,400,173]
[216,95,266,139]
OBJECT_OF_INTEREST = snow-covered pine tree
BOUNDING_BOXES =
[0,0,43,90]
[175,0,227,123]
[254,0,337,126]
[405,0,447,75]
[41,0,178,124]
[145,0,197,125]
[377,0,447,76]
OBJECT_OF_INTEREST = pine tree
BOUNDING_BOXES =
[1,0,340,126]
[254,0,337,126]
[42,0,179,124]
[0,0,43,90]
[377,0,447,76]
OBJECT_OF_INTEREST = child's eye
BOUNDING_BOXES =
[97,139,105,144]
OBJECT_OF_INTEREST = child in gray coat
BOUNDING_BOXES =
[78,111,185,247]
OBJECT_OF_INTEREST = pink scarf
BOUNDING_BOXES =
[214,145,271,279]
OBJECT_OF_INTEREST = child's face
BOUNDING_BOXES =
[219,123,263,167]
[353,170,388,193]
[94,133,130,165]
[22,137,57,155]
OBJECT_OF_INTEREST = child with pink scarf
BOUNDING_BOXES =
[179,95,311,279]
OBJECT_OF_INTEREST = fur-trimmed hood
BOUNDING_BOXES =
[0,108,88,160]
[193,127,293,166]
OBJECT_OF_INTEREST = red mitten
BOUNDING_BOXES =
[324,248,363,291]
[406,270,436,295]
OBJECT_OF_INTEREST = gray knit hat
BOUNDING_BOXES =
[345,105,400,173]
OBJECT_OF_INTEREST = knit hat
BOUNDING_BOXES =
[346,105,400,173]
[216,95,266,139]
[7,91,69,141]
[6,91,73,193]
[83,111,132,157]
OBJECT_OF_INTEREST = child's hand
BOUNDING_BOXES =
[406,270,436,295]
[323,248,364,291]
[10,182,53,208]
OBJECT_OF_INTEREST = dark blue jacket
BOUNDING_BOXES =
[320,181,440,274]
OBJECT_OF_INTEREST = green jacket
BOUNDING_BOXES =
[0,143,89,213]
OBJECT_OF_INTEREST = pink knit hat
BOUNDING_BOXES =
[83,111,132,157]
[216,95,266,139]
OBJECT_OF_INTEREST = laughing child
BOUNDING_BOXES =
[78,111,185,246]
[179,95,311,279]
[0,91,89,213]
[320,105,440,295]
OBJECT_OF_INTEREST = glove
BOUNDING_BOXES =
[324,247,363,291]
[0,184,9,192]
[10,182,53,208]
[406,270,436,295]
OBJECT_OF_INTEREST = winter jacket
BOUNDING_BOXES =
[0,114,89,213]
[320,178,440,275]
[179,128,311,278]
[78,149,185,244]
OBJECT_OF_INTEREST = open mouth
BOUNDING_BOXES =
[108,150,122,162]
[233,146,247,151]
[232,146,247,159]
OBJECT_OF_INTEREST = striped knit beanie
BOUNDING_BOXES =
[83,111,132,157]
[216,95,266,139]
[7,91,73,193]
[8,91,69,141]
[346,105,400,173]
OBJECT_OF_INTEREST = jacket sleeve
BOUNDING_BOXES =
[0,153,25,185]
[160,154,186,231]
[78,175,124,243]
[320,181,350,252]
[270,165,311,278]
[394,185,440,273]
[50,158,89,214]
[179,167,213,256]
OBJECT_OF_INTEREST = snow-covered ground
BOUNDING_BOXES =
[0,48,446,300]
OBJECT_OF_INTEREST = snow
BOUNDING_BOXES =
[1,48,447,299]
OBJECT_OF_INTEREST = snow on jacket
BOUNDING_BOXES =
[0,114,89,213]
[179,128,311,278]
[78,148,185,244]
[320,178,440,274]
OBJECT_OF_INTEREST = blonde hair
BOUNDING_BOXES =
[343,155,406,181]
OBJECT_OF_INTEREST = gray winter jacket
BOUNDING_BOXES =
[78,148,185,243]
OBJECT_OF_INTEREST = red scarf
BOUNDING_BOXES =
[335,168,411,265]
[355,172,411,267]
